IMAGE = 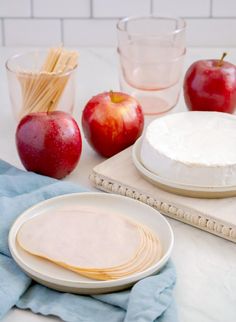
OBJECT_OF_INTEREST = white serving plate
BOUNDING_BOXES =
[132,138,236,198]
[8,192,173,294]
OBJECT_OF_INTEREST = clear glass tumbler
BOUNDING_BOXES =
[6,50,77,120]
[117,16,186,115]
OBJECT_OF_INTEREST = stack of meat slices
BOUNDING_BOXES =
[17,208,162,281]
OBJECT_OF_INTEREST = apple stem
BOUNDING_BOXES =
[109,90,115,102]
[109,90,124,104]
[218,52,227,67]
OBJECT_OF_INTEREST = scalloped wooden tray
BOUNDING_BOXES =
[90,146,236,243]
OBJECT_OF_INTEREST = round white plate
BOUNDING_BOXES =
[9,192,173,294]
[132,138,236,198]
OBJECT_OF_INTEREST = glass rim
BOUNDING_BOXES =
[5,49,78,77]
[116,15,186,36]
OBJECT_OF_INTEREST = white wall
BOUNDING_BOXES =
[0,0,235,47]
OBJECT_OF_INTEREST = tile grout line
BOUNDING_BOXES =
[90,0,93,18]
[210,0,213,17]
[30,0,34,17]
[60,18,64,45]
[1,19,5,46]
[1,16,236,20]
[150,0,153,14]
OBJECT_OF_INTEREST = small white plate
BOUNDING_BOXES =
[9,192,173,294]
[132,138,236,198]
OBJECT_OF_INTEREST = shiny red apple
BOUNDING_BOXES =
[16,111,82,179]
[184,53,236,113]
[82,91,144,157]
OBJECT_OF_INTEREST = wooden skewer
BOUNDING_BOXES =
[17,47,78,117]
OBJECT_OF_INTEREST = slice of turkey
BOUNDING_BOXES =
[17,208,143,270]
[62,224,162,280]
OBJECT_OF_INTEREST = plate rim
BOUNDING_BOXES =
[132,137,236,194]
[8,192,174,290]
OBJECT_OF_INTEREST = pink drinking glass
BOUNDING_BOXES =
[117,16,186,115]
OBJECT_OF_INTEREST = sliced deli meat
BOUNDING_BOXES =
[17,207,162,280]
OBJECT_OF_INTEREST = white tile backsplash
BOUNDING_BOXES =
[153,0,211,17]
[0,21,2,45]
[0,0,235,46]
[33,0,90,18]
[64,19,117,46]
[212,0,236,17]
[4,19,61,46]
[93,0,151,17]
[0,0,31,17]
[186,18,236,47]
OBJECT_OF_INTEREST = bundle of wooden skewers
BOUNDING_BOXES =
[18,47,78,117]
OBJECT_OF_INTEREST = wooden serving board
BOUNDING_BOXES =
[89,146,236,243]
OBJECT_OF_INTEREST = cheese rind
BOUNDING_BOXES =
[141,112,236,187]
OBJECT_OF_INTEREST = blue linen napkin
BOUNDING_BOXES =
[0,159,178,322]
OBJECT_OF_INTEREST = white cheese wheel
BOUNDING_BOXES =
[141,112,236,187]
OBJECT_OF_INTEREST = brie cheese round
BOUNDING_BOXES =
[141,112,236,187]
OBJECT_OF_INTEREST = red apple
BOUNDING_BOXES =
[16,111,82,179]
[82,91,144,157]
[184,53,236,113]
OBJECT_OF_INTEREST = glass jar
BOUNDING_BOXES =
[6,50,77,120]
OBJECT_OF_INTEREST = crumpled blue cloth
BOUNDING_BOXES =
[0,160,178,322]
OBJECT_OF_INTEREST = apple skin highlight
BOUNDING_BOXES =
[16,111,82,179]
[183,55,236,114]
[82,92,144,158]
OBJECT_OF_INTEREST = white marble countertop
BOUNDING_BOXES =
[1,47,236,322]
